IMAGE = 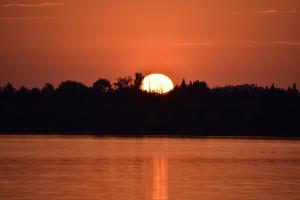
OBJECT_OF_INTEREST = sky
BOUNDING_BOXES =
[0,0,299,88]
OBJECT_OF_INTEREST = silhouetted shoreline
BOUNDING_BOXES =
[0,133,299,141]
[1,73,299,137]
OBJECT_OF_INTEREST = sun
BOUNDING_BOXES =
[141,74,174,94]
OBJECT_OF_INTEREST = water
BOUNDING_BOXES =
[0,136,299,200]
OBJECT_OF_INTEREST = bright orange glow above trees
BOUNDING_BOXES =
[0,1,299,88]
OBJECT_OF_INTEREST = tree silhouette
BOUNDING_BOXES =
[30,88,41,95]
[0,74,299,136]
[133,73,144,90]
[93,78,112,93]
[180,79,187,89]
[42,83,55,95]
[271,83,275,90]
[58,81,87,92]
[18,86,30,95]
[292,83,298,92]
[2,83,15,96]
[190,81,209,93]
[113,76,132,90]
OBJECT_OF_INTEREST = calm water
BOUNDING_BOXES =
[0,136,299,200]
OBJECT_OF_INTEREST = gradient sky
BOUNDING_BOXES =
[0,0,299,88]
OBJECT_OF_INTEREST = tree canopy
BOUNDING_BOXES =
[0,73,299,137]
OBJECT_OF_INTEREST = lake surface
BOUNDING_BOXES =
[0,136,299,200]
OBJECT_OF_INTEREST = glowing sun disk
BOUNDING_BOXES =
[141,74,174,94]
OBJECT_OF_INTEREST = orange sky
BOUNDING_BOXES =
[0,0,299,88]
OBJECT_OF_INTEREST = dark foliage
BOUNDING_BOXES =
[0,74,299,137]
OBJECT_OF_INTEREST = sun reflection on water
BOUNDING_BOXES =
[152,155,168,200]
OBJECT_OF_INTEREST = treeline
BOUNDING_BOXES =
[0,73,299,137]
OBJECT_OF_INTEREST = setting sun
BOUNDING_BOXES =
[141,74,174,94]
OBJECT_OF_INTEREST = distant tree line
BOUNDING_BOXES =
[0,73,299,137]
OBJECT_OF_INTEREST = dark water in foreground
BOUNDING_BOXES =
[0,136,299,200]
